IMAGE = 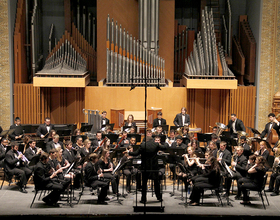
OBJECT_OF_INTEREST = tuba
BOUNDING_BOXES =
[216,122,228,138]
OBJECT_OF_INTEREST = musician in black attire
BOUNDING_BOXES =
[0,138,8,167]
[227,113,246,138]
[101,111,110,127]
[225,146,248,197]
[9,117,24,141]
[189,156,221,206]
[24,139,42,162]
[173,107,190,127]
[128,136,167,203]
[260,113,280,139]
[84,153,109,204]
[116,131,130,148]
[213,141,232,166]
[169,135,186,179]
[152,112,166,128]
[37,117,54,139]
[121,146,140,193]
[46,134,63,153]
[33,152,70,207]
[5,142,32,193]
[240,156,266,205]
[267,156,280,196]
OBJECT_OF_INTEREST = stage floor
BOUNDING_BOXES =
[1,182,280,218]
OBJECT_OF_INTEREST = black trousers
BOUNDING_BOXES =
[7,166,32,187]
[90,180,109,202]
[190,181,215,204]
[240,182,260,202]
[44,179,70,204]
[269,172,280,193]
[141,171,161,202]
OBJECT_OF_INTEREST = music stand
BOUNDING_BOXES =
[28,155,40,166]
[80,124,93,133]
[247,127,261,135]
[103,133,119,143]
[161,125,169,133]
[56,129,71,137]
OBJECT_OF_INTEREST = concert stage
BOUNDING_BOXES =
[1,182,280,219]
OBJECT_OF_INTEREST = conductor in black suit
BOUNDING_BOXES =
[173,107,190,127]
[9,117,24,141]
[36,117,54,139]
[152,112,167,128]
[227,113,246,138]
[128,136,167,203]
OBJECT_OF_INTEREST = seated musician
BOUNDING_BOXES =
[80,139,93,158]
[129,126,137,134]
[154,126,164,136]
[182,125,189,138]
[209,133,220,149]
[84,153,109,204]
[142,130,153,143]
[240,156,266,205]
[236,154,256,199]
[206,141,217,156]
[254,141,269,161]
[152,112,166,128]
[173,107,190,127]
[124,114,136,127]
[63,141,77,164]
[73,129,81,136]
[213,141,232,166]
[0,138,8,167]
[189,156,221,206]
[190,140,204,155]
[240,136,252,159]
[46,134,63,153]
[62,140,81,188]
[129,136,137,147]
[166,129,176,147]
[92,131,103,149]
[56,146,75,180]
[36,117,54,139]
[225,146,248,198]
[267,155,280,196]
[24,139,42,162]
[169,135,186,179]
[33,152,70,207]
[101,111,110,127]
[72,135,84,153]
[9,117,24,141]
[46,129,56,143]
[5,142,32,193]
[97,149,119,195]
[212,126,218,135]
[183,147,200,176]
[186,132,199,146]
[48,148,63,179]
[121,145,140,193]
[116,131,130,148]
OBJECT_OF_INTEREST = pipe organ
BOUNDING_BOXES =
[106,14,166,87]
[184,7,235,79]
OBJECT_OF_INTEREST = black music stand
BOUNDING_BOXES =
[161,125,169,133]
[80,124,93,133]
[56,129,71,137]
[103,133,119,143]
[247,127,261,136]
[28,155,40,166]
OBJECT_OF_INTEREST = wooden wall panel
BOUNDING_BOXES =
[14,84,85,127]
[187,86,256,135]
[85,86,187,127]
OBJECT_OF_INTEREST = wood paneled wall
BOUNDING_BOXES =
[187,86,256,135]
[85,86,187,127]
[14,84,85,127]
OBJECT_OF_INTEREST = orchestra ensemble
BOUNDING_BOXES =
[0,108,279,207]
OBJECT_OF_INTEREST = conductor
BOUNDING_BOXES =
[127,136,166,203]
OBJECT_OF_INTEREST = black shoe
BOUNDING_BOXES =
[97,200,108,205]
[19,187,27,193]
[234,195,241,200]
[271,192,279,196]
[140,200,146,204]
[265,189,273,192]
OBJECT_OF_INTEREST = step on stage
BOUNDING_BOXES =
[1,184,280,218]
